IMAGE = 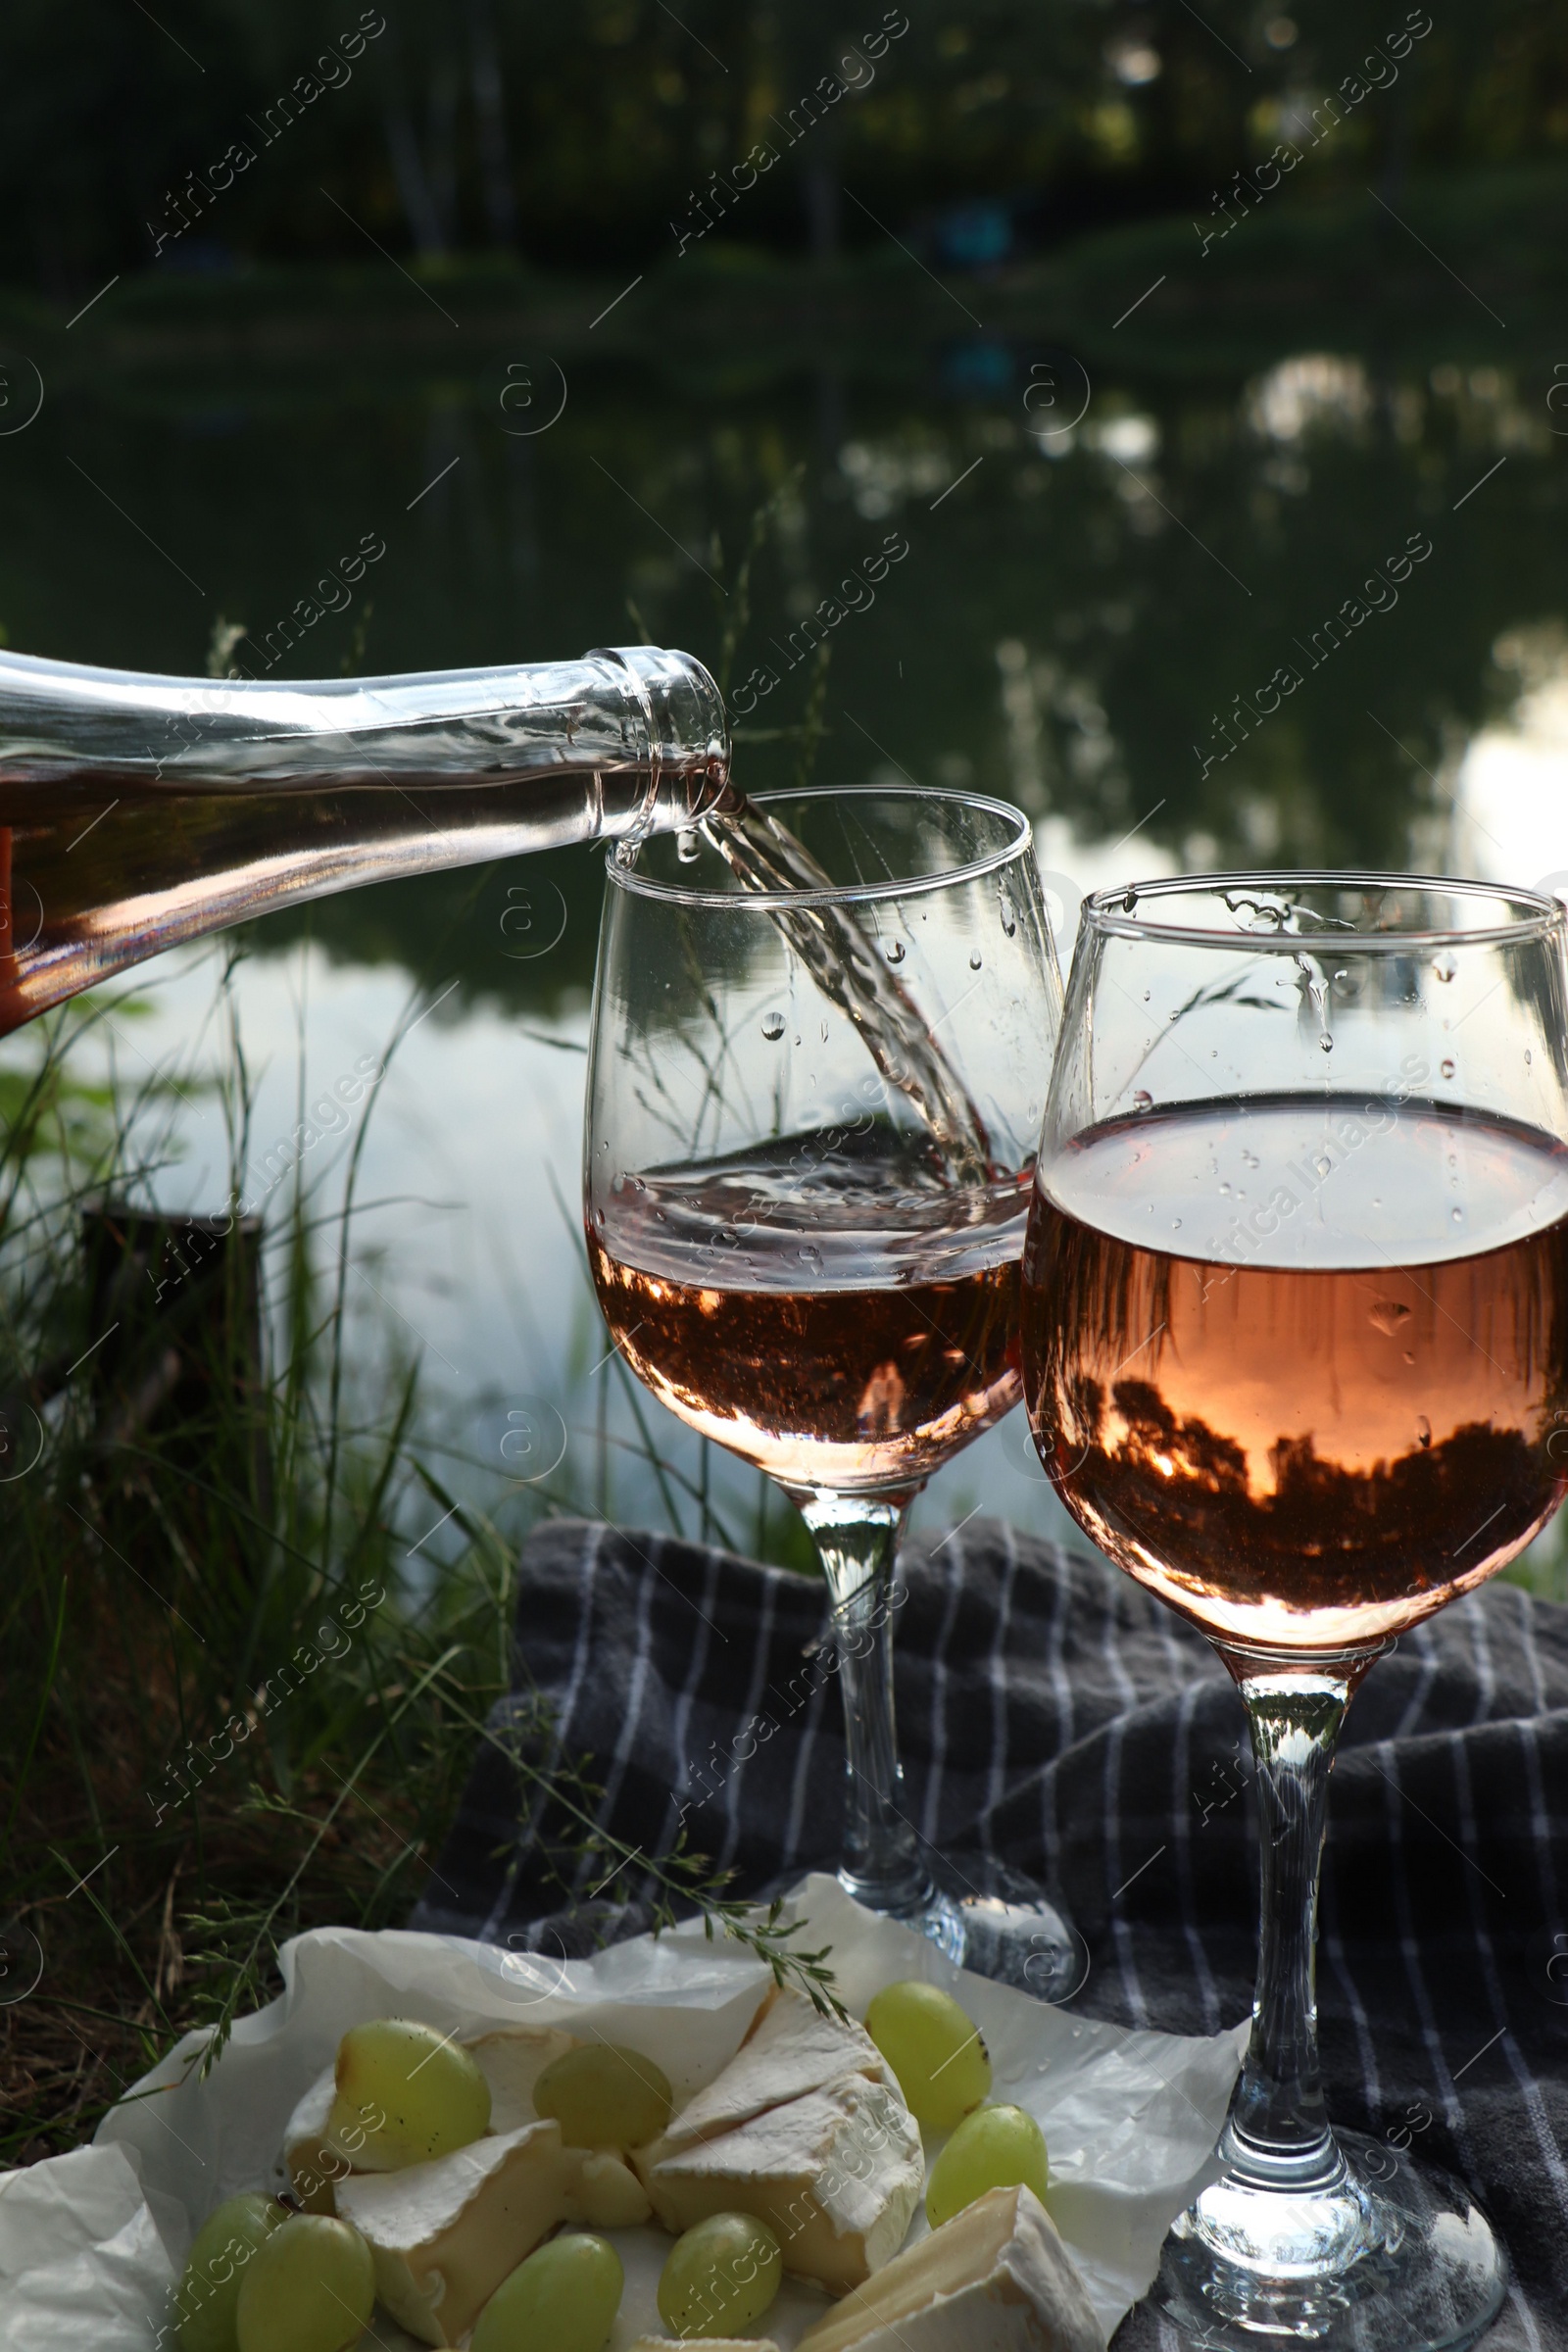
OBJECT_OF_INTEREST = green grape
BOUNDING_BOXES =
[657,2212,782,2340]
[234,2215,374,2352]
[533,2042,673,2150]
[174,2193,287,2352]
[925,2103,1050,2230]
[469,2231,623,2352]
[864,1980,992,2132]
[328,2016,491,2170]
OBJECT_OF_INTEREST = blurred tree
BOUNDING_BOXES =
[0,0,1564,291]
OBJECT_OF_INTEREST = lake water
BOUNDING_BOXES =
[3,294,1565,1573]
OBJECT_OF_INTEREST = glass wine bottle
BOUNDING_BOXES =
[0,643,729,1032]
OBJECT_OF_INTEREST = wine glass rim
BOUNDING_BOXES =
[605,784,1034,909]
[1082,868,1566,950]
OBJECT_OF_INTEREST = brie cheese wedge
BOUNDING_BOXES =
[795,2183,1104,2352]
[283,2064,358,2213]
[566,2147,653,2229]
[335,2120,580,2345]
[636,2070,922,2291]
[658,1986,890,2154]
[463,2025,581,2135]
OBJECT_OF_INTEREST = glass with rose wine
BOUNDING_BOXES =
[1022,873,1568,2346]
[583,786,1085,1990]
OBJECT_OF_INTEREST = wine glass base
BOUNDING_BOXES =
[1155,2131,1507,2352]
[849,1854,1089,2001]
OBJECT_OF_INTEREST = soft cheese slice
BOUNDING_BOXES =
[658,1986,890,2155]
[284,2064,356,2213]
[636,2070,922,2292]
[796,2184,1103,2352]
[463,2025,581,2135]
[566,2148,653,2228]
[336,2120,579,2345]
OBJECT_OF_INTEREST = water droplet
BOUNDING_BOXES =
[1526,1049,1533,1065]
[1242,1150,1260,1169]
[1142,988,1151,1003]
[1171,1218,1182,1231]
[1451,1205,1463,1223]
[676,828,701,863]
[1402,1348,1414,1364]
[969,952,983,971]
[886,938,906,964]
[761,1011,785,1041]
[1123,888,1138,913]
[1433,953,1457,983]
[593,1207,606,1227]
[1369,1299,1412,1336]
[1133,1089,1153,1112]
[1319,1033,1334,1054]
[1314,1154,1332,1179]
[1416,1415,1432,1448]
[1219,1180,1231,1195]
[1441,1057,1455,1079]
[1000,899,1017,938]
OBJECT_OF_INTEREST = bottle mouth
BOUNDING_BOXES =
[595,646,731,811]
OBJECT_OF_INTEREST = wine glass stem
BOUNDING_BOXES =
[1223,1667,1351,2191]
[801,1494,934,1921]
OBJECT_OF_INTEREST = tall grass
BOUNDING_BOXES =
[0,938,831,2164]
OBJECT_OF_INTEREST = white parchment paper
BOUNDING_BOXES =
[0,1875,1245,2347]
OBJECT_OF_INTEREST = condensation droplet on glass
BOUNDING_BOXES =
[1416,1414,1432,1447]
[676,829,701,863]
[761,1011,785,1041]
[1526,1049,1533,1065]
[886,938,906,964]
[1171,1218,1182,1231]
[1133,1089,1153,1112]
[1123,888,1138,912]
[1369,1299,1411,1336]
[1314,1154,1332,1178]
[1242,1150,1260,1169]
[1402,1348,1414,1364]
[969,952,983,970]
[1451,1205,1463,1222]
[1433,953,1457,983]
[1142,988,1151,1003]
[1441,1057,1455,1079]
[1219,1179,1231,1195]
[1000,899,1017,938]
[1319,1033,1333,1053]
[594,1207,605,1227]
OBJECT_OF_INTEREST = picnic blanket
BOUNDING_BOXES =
[413,1515,1568,2347]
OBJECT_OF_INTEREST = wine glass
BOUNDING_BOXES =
[1023,871,1568,2347]
[583,784,1085,1992]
